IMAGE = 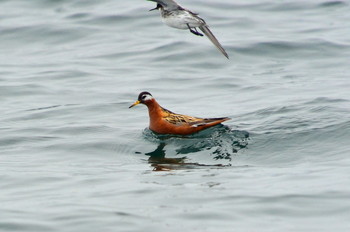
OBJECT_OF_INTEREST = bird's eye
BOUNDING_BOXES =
[142,95,146,100]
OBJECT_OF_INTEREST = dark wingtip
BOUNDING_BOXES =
[220,117,231,122]
[204,117,231,122]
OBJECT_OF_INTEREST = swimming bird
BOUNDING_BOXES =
[129,91,230,135]
[148,0,229,59]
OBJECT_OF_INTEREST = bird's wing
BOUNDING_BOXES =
[162,107,230,127]
[189,117,230,127]
[199,25,229,59]
[181,11,206,26]
[161,107,204,125]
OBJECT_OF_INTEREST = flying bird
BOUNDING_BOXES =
[148,0,229,59]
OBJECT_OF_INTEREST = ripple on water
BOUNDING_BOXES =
[137,125,249,170]
[239,40,348,59]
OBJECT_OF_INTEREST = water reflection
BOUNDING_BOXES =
[145,142,188,171]
[141,125,249,171]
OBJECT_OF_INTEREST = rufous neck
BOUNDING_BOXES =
[144,99,162,115]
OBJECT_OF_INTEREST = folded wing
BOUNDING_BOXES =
[162,107,230,127]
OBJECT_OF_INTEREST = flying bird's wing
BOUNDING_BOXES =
[199,25,229,59]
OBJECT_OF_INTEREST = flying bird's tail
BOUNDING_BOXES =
[199,25,229,59]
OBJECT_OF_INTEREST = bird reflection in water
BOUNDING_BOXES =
[144,142,186,171]
[141,125,249,171]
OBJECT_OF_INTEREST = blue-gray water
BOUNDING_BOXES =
[1,0,350,231]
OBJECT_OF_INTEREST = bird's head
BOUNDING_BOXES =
[149,3,163,11]
[129,92,154,108]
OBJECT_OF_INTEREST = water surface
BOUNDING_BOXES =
[1,0,350,231]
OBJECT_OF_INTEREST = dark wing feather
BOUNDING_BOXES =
[189,117,230,127]
[162,107,229,127]
[162,107,204,125]
[199,25,229,59]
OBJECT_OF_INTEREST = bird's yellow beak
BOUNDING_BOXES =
[129,100,140,108]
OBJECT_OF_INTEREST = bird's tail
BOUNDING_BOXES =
[199,25,229,59]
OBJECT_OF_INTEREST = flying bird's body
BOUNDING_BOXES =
[148,0,229,59]
[129,92,230,135]
[160,9,203,29]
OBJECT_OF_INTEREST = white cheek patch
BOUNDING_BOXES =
[143,94,153,101]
